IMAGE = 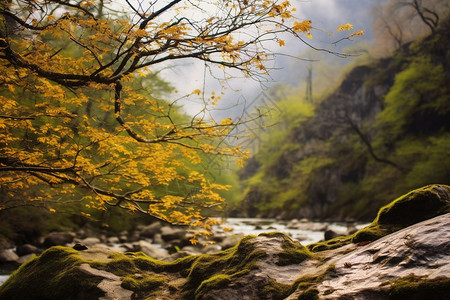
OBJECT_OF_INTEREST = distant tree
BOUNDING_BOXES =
[0,0,362,237]
[372,0,449,54]
[326,93,402,171]
[400,0,441,33]
[372,4,406,51]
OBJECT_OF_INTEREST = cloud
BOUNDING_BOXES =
[157,0,379,118]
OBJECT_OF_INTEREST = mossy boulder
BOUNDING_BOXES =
[0,232,314,300]
[308,184,450,252]
[0,247,104,300]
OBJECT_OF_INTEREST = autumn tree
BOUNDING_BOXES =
[0,0,359,236]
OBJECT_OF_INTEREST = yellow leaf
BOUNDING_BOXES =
[278,40,285,47]
[220,118,233,125]
[192,89,201,95]
[293,20,312,33]
[306,33,313,39]
[337,23,353,32]
[349,30,365,37]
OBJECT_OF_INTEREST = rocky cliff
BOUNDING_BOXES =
[1,185,449,300]
[238,18,450,221]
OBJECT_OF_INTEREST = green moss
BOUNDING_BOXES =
[196,274,232,294]
[257,264,335,300]
[0,247,104,300]
[307,232,357,252]
[308,185,449,252]
[194,233,314,300]
[99,253,138,276]
[289,265,336,300]
[297,287,319,300]
[277,243,311,266]
[260,264,334,300]
[121,273,167,291]
[351,225,394,243]
[388,275,450,300]
[374,184,450,226]
[260,278,291,300]
[260,232,313,266]
[187,235,267,297]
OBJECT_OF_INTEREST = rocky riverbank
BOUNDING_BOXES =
[0,184,449,299]
[0,214,360,276]
[0,219,241,271]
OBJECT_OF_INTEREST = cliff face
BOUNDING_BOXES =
[238,19,450,221]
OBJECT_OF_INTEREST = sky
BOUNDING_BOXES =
[154,0,383,118]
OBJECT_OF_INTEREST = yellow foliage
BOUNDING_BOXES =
[349,30,365,37]
[293,20,312,33]
[0,0,357,238]
[337,23,353,31]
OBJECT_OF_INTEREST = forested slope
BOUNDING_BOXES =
[237,18,450,221]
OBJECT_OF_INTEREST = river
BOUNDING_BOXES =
[0,218,368,286]
[218,218,367,245]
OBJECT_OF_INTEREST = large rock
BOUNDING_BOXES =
[79,237,101,247]
[0,249,19,265]
[43,231,75,247]
[1,186,449,300]
[15,244,41,257]
[139,222,162,239]
[308,184,450,252]
[17,254,34,265]
[376,184,450,226]
[134,240,168,260]
[160,226,186,242]
[312,213,450,299]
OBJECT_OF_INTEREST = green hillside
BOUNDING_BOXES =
[237,18,450,221]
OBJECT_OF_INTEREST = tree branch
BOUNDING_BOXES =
[344,113,403,171]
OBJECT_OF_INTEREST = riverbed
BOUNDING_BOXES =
[0,218,367,286]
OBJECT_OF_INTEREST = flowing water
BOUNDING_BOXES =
[217,218,367,245]
[0,268,13,286]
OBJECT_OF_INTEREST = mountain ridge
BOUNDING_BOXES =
[236,17,450,221]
